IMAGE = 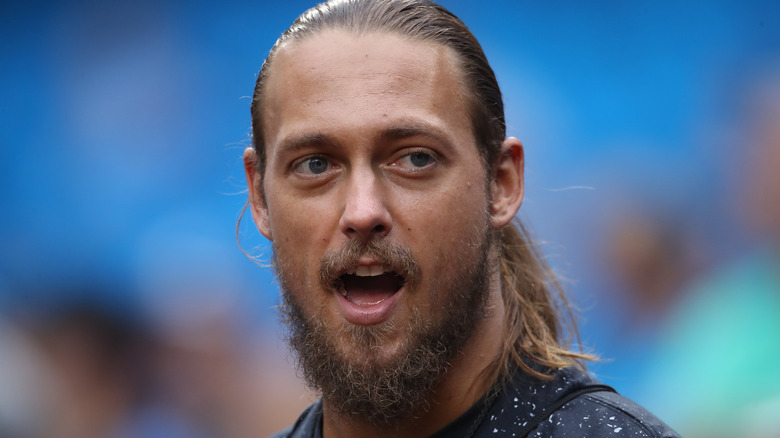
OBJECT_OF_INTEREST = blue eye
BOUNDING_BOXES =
[395,151,436,170]
[408,152,432,167]
[306,157,328,174]
[295,156,330,175]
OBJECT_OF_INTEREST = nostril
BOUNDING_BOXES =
[339,192,392,238]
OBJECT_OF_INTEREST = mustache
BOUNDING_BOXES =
[319,239,421,292]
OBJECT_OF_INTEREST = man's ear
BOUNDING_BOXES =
[489,137,525,228]
[243,147,273,240]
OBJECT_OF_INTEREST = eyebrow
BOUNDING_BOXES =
[275,120,454,156]
[276,132,338,155]
[378,121,452,145]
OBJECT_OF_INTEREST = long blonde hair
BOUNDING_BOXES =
[491,220,594,382]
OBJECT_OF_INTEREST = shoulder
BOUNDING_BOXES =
[267,400,322,438]
[533,390,681,437]
[476,367,680,438]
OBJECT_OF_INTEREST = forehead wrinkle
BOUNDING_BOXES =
[263,30,474,158]
[279,32,456,97]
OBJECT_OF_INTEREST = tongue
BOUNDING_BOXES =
[341,273,400,306]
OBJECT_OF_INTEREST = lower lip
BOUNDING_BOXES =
[335,288,402,326]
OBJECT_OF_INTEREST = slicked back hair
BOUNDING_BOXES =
[248,0,593,383]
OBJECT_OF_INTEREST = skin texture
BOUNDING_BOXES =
[245,31,525,438]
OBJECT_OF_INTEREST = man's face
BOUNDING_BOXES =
[247,30,498,421]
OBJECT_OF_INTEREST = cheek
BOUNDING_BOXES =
[266,179,329,240]
[405,180,490,257]
[265,190,338,281]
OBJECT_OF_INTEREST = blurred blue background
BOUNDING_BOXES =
[2,1,780,437]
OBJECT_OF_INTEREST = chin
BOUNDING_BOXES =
[333,317,409,364]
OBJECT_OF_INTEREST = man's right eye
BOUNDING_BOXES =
[294,156,330,175]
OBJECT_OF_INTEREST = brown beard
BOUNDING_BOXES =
[275,232,494,427]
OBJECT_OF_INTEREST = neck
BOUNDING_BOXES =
[322,272,506,438]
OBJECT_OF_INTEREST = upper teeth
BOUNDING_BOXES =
[353,265,386,277]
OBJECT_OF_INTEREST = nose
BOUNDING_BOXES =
[339,170,392,241]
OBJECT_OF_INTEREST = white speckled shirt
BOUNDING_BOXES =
[270,366,681,437]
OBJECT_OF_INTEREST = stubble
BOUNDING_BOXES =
[276,230,495,426]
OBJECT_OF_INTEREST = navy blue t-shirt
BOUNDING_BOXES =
[270,366,680,437]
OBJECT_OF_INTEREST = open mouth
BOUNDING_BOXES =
[335,266,405,307]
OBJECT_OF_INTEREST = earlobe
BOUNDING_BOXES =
[243,147,273,240]
[490,137,525,228]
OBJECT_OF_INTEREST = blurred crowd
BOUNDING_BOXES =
[589,69,780,437]
[0,282,314,438]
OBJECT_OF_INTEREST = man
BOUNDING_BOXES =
[243,1,680,436]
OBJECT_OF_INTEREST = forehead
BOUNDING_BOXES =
[260,30,473,150]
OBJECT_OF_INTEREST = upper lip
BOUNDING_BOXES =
[321,248,419,294]
[329,261,405,291]
[348,264,391,277]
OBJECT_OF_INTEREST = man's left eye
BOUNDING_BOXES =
[397,151,435,169]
